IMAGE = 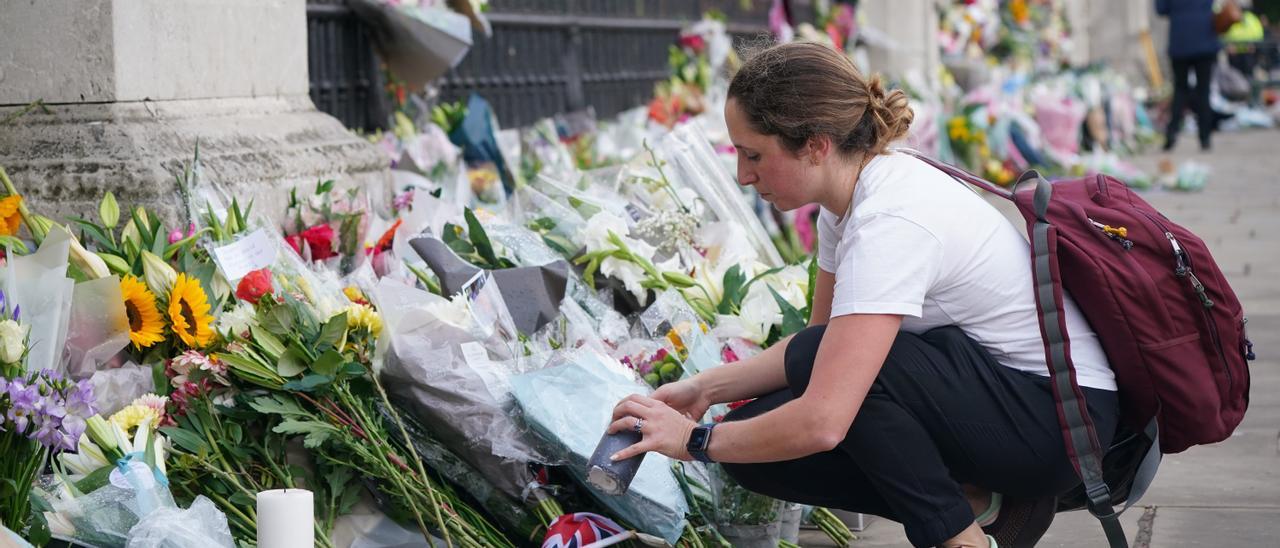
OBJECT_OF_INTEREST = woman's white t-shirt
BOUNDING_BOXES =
[817,152,1116,391]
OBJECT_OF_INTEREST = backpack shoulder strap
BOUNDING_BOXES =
[1029,176,1128,548]
[896,148,1015,199]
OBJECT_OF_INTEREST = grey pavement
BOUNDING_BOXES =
[798,129,1280,547]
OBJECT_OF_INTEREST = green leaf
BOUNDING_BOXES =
[337,479,363,514]
[718,264,747,314]
[541,234,576,257]
[66,217,115,251]
[217,351,274,378]
[277,344,308,378]
[160,426,211,456]
[341,362,366,377]
[250,325,286,361]
[768,286,808,338]
[274,419,338,448]
[805,254,819,314]
[310,349,344,376]
[249,395,307,417]
[282,374,333,392]
[446,235,476,256]
[0,235,29,255]
[99,252,131,275]
[582,256,600,290]
[163,227,212,260]
[227,422,244,445]
[314,313,348,349]
[464,208,500,266]
[99,191,120,228]
[316,179,335,194]
[325,466,354,497]
[142,426,157,468]
[229,491,256,507]
[529,217,556,231]
[72,464,115,494]
[567,196,602,218]
[232,198,252,234]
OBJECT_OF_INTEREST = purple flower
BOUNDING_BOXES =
[6,380,38,433]
[36,396,67,422]
[32,416,63,448]
[64,380,95,418]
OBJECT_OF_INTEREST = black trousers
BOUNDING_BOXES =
[722,326,1119,547]
[1166,53,1217,148]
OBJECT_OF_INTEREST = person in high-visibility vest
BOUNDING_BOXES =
[1224,7,1266,81]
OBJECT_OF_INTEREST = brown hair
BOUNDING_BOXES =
[728,41,914,157]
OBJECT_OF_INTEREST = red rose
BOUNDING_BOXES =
[679,34,706,54]
[285,233,303,256]
[236,268,274,305]
[300,223,337,261]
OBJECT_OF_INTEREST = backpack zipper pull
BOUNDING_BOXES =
[1188,271,1214,308]
[1244,318,1257,360]
[1090,219,1134,249]
[1166,232,1189,277]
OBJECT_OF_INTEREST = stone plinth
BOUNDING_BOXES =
[858,0,940,83]
[0,0,388,224]
[0,97,386,224]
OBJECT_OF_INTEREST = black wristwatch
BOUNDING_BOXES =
[686,423,717,463]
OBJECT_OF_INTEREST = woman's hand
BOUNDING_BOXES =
[607,394,699,462]
[651,377,712,422]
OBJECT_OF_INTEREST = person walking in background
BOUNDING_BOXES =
[1157,0,1222,151]
[1224,5,1265,79]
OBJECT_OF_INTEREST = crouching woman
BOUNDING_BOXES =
[607,42,1119,548]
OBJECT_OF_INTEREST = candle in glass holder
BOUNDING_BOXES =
[256,488,314,548]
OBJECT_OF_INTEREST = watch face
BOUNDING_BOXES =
[688,426,711,450]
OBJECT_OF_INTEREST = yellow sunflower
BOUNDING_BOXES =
[0,195,22,236]
[121,275,164,349]
[168,273,215,348]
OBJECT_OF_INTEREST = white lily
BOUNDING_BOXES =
[580,212,663,305]
[44,510,75,537]
[737,264,810,337]
[426,293,473,329]
[711,313,770,345]
[599,258,652,305]
[59,433,109,478]
[696,222,759,269]
[140,250,178,296]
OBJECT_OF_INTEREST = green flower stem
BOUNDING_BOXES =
[333,385,462,547]
[0,165,48,244]
[371,375,455,543]
[642,140,690,212]
[204,490,257,539]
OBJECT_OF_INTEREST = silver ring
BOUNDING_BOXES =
[633,418,645,433]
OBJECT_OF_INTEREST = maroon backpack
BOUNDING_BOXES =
[906,151,1255,547]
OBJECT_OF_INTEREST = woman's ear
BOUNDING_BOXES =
[804,135,834,166]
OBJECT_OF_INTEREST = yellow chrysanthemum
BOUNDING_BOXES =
[345,303,383,337]
[168,273,215,348]
[121,275,165,350]
[109,403,161,434]
[343,285,367,304]
[0,195,22,236]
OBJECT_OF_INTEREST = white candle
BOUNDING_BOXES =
[256,488,315,548]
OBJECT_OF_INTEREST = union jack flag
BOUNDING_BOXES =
[541,512,625,548]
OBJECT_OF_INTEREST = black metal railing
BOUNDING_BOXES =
[307,0,389,132]
[306,0,774,130]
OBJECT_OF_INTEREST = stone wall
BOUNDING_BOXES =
[0,0,388,227]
